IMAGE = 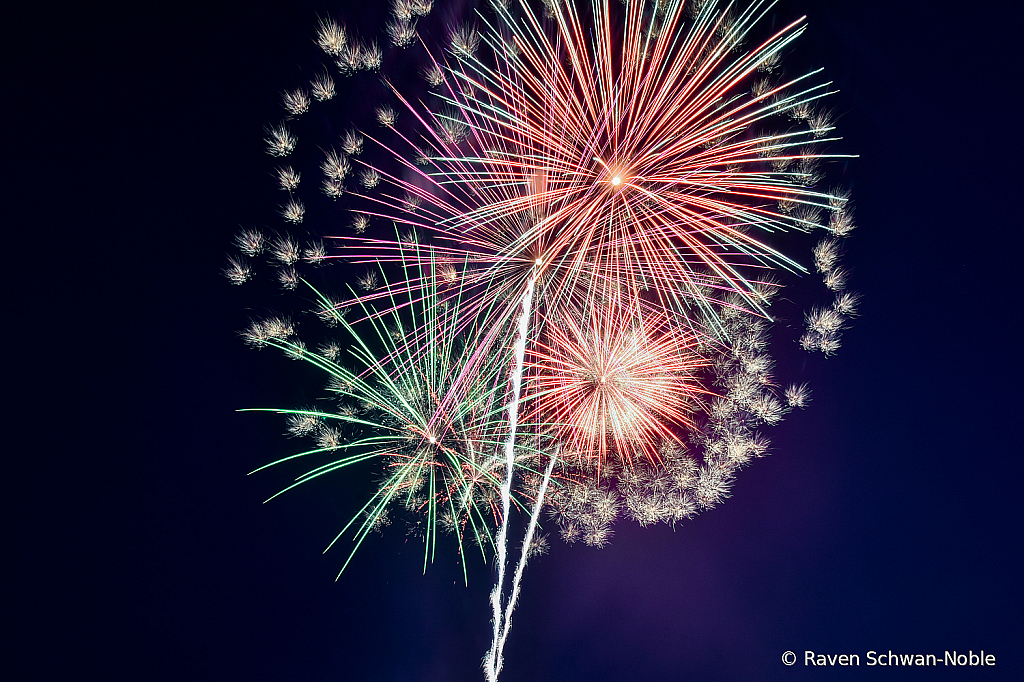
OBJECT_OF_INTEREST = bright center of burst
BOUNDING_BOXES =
[611,176,621,186]
[428,435,436,444]
[535,257,543,266]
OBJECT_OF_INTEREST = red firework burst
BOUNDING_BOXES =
[333,0,848,342]
[525,297,708,472]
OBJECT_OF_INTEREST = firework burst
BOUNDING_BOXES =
[525,297,707,471]
[243,249,546,577]
[226,1,859,678]
[336,0,852,343]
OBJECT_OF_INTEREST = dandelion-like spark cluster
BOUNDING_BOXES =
[225,1,859,678]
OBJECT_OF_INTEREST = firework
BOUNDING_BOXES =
[244,248,547,577]
[335,0,853,341]
[524,297,707,472]
[227,1,858,679]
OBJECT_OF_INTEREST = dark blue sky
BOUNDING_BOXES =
[9,1,1019,680]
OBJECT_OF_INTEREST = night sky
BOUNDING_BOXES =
[9,1,1019,680]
